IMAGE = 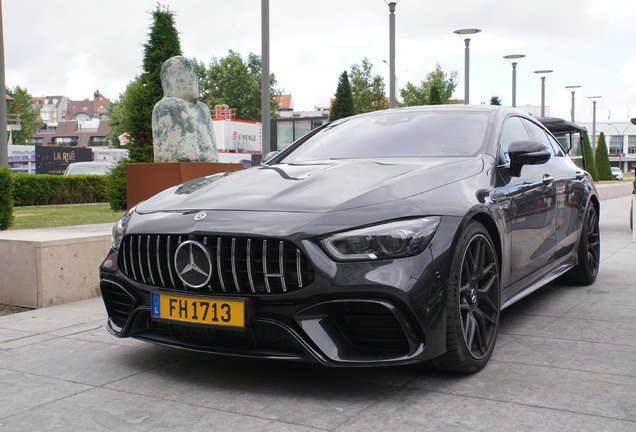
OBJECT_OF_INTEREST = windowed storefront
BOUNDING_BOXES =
[609,135,623,155]
[271,116,329,151]
[628,135,636,154]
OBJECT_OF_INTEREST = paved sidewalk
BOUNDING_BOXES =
[0,196,634,431]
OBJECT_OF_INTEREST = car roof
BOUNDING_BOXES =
[67,161,114,166]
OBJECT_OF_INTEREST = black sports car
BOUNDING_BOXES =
[100,105,600,373]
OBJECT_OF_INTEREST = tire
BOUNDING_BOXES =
[430,220,500,374]
[563,202,600,285]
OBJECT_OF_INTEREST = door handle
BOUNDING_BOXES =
[543,175,554,185]
[576,171,585,180]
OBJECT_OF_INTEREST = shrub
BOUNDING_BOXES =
[594,132,613,181]
[106,159,129,211]
[582,132,598,181]
[0,168,14,230]
[12,174,108,206]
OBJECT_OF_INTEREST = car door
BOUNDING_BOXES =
[522,119,587,261]
[498,116,557,286]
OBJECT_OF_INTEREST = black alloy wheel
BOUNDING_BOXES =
[431,220,500,373]
[564,202,600,285]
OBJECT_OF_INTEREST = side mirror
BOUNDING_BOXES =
[262,151,280,165]
[508,140,551,177]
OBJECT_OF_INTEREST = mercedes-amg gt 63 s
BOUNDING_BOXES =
[100,105,600,373]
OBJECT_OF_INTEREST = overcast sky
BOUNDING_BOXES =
[5,0,636,123]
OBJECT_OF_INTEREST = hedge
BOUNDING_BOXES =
[0,168,14,230]
[12,174,109,206]
[106,159,128,211]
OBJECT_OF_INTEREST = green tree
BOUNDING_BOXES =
[106,4,182,162]
[199,50,280,122]
[6,85,42,145]
[582,132,598,181]
[329,71,355,121]
[595,132,613,180]
[349,58,388,113]
[400,64,458,106]
[490,96,502,106]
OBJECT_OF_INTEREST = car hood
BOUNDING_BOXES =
[136,157,484,214]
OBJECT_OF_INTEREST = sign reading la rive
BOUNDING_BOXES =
[36,146,92,175]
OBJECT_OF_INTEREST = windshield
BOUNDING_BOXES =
[65,164,113,175]
[281,111,490,162]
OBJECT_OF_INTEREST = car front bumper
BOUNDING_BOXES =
[99,216,462,366]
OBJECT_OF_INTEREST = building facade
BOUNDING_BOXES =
[579,121,636,173]
[29,91,111,148]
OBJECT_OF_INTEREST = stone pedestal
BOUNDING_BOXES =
[126,162,243,209]
[0,224,112,308]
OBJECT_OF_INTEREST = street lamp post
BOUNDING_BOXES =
[589,96,602,150]
[383,60,407,104]
[503,54,525,108]
[0,1,8,168]
[534,70,553,117]
[607,122,631,172]
[565,85,581,123]
[261,0,270,154]
[454,28,481,105]
[387,1,397,108]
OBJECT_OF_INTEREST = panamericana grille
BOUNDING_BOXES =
[118,234,314,294]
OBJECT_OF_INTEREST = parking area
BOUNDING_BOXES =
[0,195,634,431]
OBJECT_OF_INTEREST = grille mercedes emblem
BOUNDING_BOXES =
[194,212,207,221]
[174,240,213,288]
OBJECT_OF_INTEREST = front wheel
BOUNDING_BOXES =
[430,221,500,374]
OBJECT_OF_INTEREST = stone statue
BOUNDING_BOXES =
[152,56,218,162]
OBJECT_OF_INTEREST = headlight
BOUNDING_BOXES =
[321,217,441,261]
[111,207,136,250]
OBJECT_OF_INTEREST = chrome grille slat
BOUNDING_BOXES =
[216,237,226,292]
[166,236,177,288]
[263,239,271,293]
[279,241,287,292]
[146,236,154,285]
[156,236,166,287]
[118,234,313,295]
[128,238,138,281]
[137,236,146,283]
[296,249,303,288]
[121,240,129,276]
[247,239,256,293]
[231,238,241,292]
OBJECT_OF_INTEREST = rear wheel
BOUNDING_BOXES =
[563,202,600,285]
[431,221,500,374]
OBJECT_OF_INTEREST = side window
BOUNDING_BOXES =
[547,134,566,157]
[522,119,561,157]
[499,116,530,163]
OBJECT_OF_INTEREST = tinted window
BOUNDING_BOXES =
[280,111,490,162]
[499,116,530,163]
[522,119,561,157]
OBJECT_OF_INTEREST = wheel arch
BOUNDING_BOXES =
[470,212,503,272]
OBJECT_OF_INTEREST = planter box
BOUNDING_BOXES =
[126,162,243,209]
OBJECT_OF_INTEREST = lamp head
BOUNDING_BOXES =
[454,28,481,40]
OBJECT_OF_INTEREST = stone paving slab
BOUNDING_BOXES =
[0,195,634,431]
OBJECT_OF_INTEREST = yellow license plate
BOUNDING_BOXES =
[151,293,245,328]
